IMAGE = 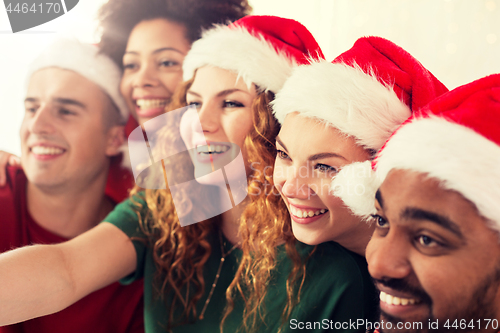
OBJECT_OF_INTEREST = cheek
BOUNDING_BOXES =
[273,160,286,187]
[119,76,131,98]
[321,192,353,220]
[159,72,183,93]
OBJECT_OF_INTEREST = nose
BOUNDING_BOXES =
[28,103,55,135]
[366,231,412,281]
[132,63,159,88]
[197,102,219,134]
[277,164,316,200]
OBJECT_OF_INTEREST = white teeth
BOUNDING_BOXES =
[136,99,167,109]
[195,144,229,154]
[380,291,418,306]
[289,206,328,219]
[31,146,64,155]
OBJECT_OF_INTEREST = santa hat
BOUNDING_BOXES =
[272,36,448,151]
[341,74,500,229]
[26,38,129,123]
[182,15,325,93]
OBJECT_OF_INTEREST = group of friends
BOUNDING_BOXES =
[0,0,499,332]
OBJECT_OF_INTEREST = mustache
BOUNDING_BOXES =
[374,277,433,306]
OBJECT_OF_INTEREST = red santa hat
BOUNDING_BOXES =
[272,36,448,151]
[182,15,325,93]
[26,38,129,123]
[370,74,500,229]
[334,74,500,227]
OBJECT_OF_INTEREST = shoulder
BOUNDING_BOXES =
[103,192,148,236]
[303,241,372,296]
[0,165,26,196]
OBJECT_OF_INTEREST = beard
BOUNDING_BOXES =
[377,264,500,333]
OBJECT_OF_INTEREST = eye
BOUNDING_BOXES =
[223,100,244,108]
[123,62,137,71]
[314,163,338,174]
[276,149,290,160]
[58,108,75,116]
[159,60,179,67]
[187,101,201,108]
[371,214,389,228]
[416,235,439,248]
[25,107,37,114]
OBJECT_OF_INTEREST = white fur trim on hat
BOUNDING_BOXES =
[182,25,298,93]
[376,116,500,230]
[330,161,381,219]
[272,61,411,151]
[26,38,129,123]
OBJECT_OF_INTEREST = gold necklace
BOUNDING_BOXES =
[199,229,239,320]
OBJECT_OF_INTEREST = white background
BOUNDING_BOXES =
[1,0,499,156]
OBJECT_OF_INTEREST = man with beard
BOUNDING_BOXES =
[336,74,500,333]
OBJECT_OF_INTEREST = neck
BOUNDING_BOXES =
[334,221,375,256]
[26,170,113,239]
[220,191,251,246]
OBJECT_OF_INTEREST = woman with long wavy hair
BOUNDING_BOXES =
[0,16,376,333]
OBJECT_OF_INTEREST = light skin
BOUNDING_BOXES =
[22,68,125,238]
[0,68,135,325]
[0,65,258,325]
[274,112,374,255]
[120,18,191,125]
[183,65,257,244]
[0,18,191,184]
[368,169,500,333]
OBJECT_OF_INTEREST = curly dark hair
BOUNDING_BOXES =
[97,0,252,67]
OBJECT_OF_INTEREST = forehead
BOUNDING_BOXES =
[279,112,364,157]
[27,68,108,107]
[380,169,490,236]
[127,18,190,53]
[190,66,256,96]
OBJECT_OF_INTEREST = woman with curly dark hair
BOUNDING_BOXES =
[97,0,251,125]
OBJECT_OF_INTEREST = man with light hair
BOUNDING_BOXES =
[0,39,144,333]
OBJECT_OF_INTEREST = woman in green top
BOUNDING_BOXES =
[0,16,376,332]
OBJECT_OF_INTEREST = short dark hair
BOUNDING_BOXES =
[97,0,252,68]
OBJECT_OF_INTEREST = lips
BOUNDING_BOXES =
[30,144,66,160]
[134,98,169,118]
[193,142,232,164]
[380,291,420,306]
[288,203,329,225]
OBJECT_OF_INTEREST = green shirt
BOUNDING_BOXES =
[104,195,377,333]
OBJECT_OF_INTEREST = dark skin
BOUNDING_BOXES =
[367,169,500,333]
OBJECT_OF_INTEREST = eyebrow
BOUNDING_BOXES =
[24,97,87,110]
[124,47,185,56]
[187,88,248,99]
[275,136,287,151]
[402,207,464,238]
[375,189,384,209]
[275,136,347,161]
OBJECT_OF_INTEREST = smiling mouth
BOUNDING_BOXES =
[196,144,230,155]
[380,291,421,306]
[31,146,65,155]
[290,206,328,218]
[135,98,168,109]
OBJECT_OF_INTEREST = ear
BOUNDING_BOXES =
[105,125,126,156]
